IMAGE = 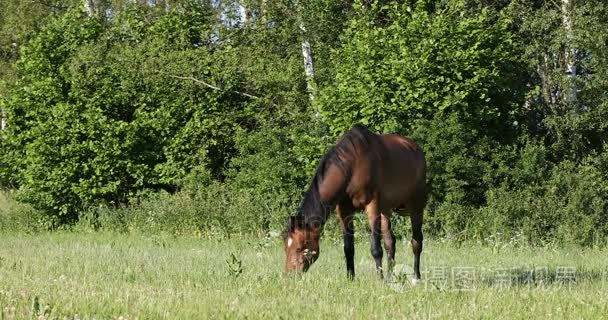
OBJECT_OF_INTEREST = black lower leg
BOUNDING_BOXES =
[344,231,355,279]
[411,235,422,279]
[411,214,424,280]
[370,219,383,278]
[339,206,356,280]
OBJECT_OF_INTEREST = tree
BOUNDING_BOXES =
[0,0,73,131]
[510,0,608,160]
[317,0,526,135]
[2,4,258,223]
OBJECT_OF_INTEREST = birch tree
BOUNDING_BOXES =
[84,0,96,16]
[561,0,578,103]
[239,0,248,25]
[296,1,317,104]
[299,22,316,102]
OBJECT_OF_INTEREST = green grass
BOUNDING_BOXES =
[0,232,607,319]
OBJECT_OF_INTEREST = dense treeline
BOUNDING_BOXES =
[1,0,607,245]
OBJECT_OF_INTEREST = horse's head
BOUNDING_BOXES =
[284,216,320,273]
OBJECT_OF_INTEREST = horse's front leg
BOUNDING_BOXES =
[337,204,355,279]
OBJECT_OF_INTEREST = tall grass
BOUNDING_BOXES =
[78,183,298,237]
[0,232,607,319]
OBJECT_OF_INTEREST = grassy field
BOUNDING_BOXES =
[0,232,607,319]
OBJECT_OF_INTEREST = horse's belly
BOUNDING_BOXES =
[378,167,423,210]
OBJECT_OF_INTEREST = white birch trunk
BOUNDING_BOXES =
[562,0,578,103]
[261,0,267,24]
[239,1,248,26]
[299,21,317,104]
[84,0,95,16]
[295,0,319,117]
[0,110,6,130]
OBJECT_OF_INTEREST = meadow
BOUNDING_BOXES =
[3,1,608,319]
[1,231,607,319]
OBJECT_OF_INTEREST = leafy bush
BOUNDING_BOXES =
[317,0,526,135]
[0,190,41,232]
[443,156,607,246]
[2,0,608,248]
[80,183,294,237]
[3,7,254,223]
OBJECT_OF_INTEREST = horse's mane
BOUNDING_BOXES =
[292,124,375,229]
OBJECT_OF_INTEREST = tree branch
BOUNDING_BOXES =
[32,0,69,11]
[169,75,260,100]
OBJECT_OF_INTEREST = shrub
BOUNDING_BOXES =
[0,190,41,232]
[317,0,526,135]
[471,159,608,246]
[80,182,295,237]
[4,7,253,223]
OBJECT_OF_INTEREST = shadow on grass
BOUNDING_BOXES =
[479,266,607,288]
[388,266,608,292]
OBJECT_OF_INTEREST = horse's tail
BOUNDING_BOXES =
[424,172,433,206]
[420,145,432,207]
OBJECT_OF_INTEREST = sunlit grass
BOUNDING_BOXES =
[0,232,607,319]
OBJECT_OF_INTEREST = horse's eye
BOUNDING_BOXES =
[296,247,303,253]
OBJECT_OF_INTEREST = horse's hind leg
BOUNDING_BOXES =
[381,210,395,282]
[365,201,383,278]
[410,210,424,281]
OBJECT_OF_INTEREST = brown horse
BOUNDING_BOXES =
[284,124,427,281]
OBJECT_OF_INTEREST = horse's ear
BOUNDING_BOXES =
[288,216,296,232]
[287,216,300,233]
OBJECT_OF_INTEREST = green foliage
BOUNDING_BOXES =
[410,112,497,208]
[226,252,244,278]
[228,124,305,204]
[80,184,293,236]
[473,159,608,246]
[0,190,42,232]
[1,0,608,247]
[3,6,257,223]
[510,0,608,160]
[227,115,329,201]
[317,0,526,135]
[429,141,608,246]
[0,0,73,95]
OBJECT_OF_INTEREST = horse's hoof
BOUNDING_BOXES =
[410,278,421,286]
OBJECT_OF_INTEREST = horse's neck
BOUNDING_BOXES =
[318,162,349,206]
